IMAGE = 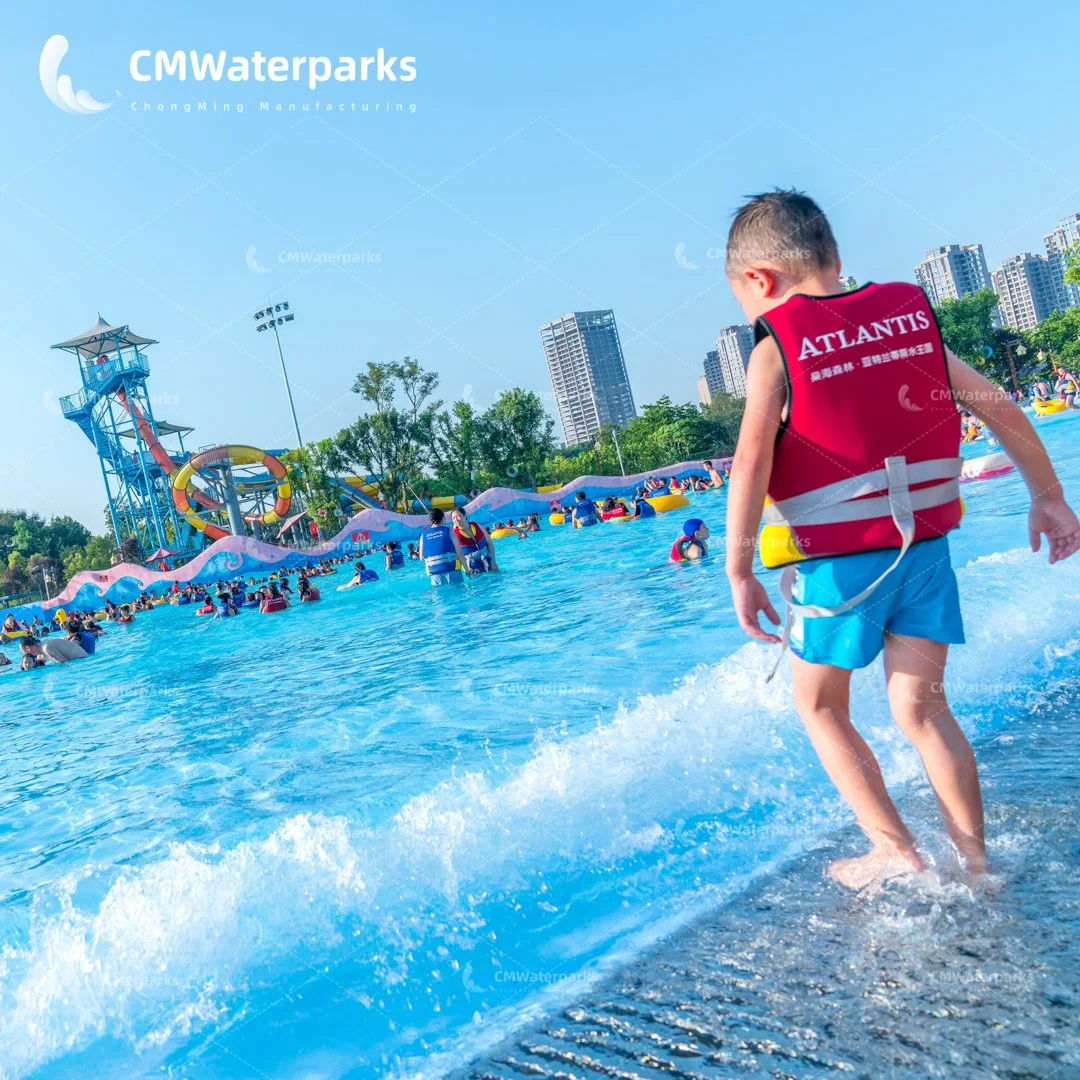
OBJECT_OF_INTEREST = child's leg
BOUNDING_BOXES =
[791,654,924,886]
[882,633,986,871]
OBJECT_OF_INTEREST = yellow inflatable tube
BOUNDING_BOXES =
[645,493,690,514]
[1034,399,1066,416]
[549,513,565,525]
[489,527,519,539]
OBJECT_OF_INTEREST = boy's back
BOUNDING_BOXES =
[722,190,1080,889]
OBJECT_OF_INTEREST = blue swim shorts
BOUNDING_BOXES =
[789,536,964,670]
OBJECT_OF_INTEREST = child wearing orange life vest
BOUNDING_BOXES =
[723,190,1080,890]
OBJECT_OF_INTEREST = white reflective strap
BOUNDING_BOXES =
[781,477,959,527]
[765,566,797,683]
[764,456,923,682]
[763,456,962,527]
[763,466,891,525]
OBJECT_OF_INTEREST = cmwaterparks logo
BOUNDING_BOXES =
[39,35,116,116]
[40,33,418,117]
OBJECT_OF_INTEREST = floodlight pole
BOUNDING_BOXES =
[265,295,303,449]
[611,427,626,476]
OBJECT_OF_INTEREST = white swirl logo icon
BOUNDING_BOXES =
[245,246,270,273]
[898,384,923,412]
[39,35,115,116]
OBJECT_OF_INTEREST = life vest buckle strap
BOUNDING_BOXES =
[765,454,929,681]
[763,456,962,528]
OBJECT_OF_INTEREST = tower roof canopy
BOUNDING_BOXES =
[51,316,157,358]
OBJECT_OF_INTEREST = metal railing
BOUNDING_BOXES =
[59,350,151,416]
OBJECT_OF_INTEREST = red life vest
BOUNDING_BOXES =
[757,282,962,568]
[601,504,628,520]
[453,522,485,553]
[670,536,708,562]
[262,594,287,613]
[670,536,691,562]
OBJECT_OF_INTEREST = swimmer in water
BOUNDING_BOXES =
[671,518,710,561]
[343,560,379,587]
[571,491,600,528]
[724,190,1080,890]
[383,541,405,572]
[19,634,89,665]
[1054,366,1079,408]
[419,507,469,586]
[451,507,499,574]
[702,459,726,488]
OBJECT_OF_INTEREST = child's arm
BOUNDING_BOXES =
[948,350,1080,563]
[726,338,785,641]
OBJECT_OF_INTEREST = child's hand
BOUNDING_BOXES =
[729,574,782,643]
[1029,495,1080,564]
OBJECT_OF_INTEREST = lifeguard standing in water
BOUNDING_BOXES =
[724,190,1080,889]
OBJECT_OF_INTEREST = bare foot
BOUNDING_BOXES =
[826,848,924,890]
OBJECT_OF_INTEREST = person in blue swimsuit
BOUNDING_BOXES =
[571,491,599,528]
[384,541,405,571]
[343,560,379,587]
[418,508,470,586]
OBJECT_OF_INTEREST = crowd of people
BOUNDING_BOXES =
[0,470,728,673]
[958,372,1080,443]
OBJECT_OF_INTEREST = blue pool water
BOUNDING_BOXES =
[1,414,1079,1079]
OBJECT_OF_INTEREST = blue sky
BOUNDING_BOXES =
[2,0,1078,530]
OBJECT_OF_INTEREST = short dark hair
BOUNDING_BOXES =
[430,507,445,524]
[726,189,838,276]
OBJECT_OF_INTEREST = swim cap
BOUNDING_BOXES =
[683,518,704,537]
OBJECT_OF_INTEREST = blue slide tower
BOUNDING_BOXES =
[54,317,201,564]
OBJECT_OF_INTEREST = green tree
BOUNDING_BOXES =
[0,508,116,595]
[425,400,487,494]
[701,393,746,457]
[9,514,45,559]
[62,535,115,580]
[335,357,442,510]
[933,288,1017,384]
[934,289,1000,364]
[1064,244,1080,289]
[40,515,91,558]
[479,389,556,488]
[282,439,341,527]
[1020,306,1080,370]
[612,396,712,472]
[116,535,144,564]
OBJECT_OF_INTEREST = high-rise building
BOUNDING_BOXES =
[913,244,992,305]
[714,324,755,399]
[540,309,636,446]
[992,254,1058,330]
[1044,213,1080,312]
[697,375,712,407]
[702,349,723,395]
[839,274,858,291]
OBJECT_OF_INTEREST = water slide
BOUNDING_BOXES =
[113,387,222,515]
[328,475,383,511]
[115,389,291,528]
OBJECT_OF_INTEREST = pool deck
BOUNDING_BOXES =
[460,690,1080,1080]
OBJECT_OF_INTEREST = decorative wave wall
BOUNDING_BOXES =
[2,459,729,623]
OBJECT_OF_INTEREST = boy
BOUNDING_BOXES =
[724,190,1080,889]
